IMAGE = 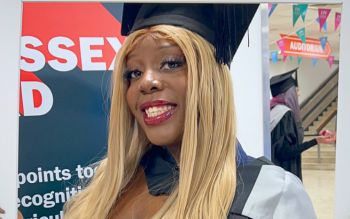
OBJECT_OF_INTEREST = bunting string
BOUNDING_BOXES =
[269,3,341,68]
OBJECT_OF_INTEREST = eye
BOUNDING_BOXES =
[123,69,142,81]
[160,57,186,70]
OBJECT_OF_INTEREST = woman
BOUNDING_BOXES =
[64,3,317,218]
[270,70,336,180]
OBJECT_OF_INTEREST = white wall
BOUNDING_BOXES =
[232,4,271,159]
[0,0,21,218]
[335,1,350,218]
[270,59,338,104]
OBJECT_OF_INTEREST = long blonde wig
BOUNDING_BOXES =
[64,25,237,219]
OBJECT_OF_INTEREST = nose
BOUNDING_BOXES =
[139,69,163,94]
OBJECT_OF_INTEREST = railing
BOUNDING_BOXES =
[300,67,338,162]
[300,67,339,131]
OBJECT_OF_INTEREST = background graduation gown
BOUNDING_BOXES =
[270,105,317,180]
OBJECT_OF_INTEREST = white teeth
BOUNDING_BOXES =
[145,105,174,118]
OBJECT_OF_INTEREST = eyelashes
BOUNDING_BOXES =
[123,69,141,81]
[160,56,186,70]
[123,56,186,81]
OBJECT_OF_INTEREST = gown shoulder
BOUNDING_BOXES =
[228,157,317,219]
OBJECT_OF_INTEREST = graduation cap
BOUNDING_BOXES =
[121,3,259,65]
[270,68,299,97]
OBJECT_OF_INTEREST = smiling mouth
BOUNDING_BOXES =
[141,101,177,125]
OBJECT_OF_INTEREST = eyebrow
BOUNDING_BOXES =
[127,42,181,60]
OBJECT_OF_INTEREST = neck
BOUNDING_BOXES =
[166,143,181,163]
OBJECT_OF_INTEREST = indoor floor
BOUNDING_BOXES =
[303,116,337,219]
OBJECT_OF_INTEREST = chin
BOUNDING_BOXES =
[147,137,176,147]
[136,117,184,147]
[145,131,182,147]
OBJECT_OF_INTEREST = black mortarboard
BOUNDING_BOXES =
[121,3,259,65]
[270,68,299,97]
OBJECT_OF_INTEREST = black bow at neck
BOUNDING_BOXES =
[140,145,179,196]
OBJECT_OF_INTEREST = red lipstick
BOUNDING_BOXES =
[140,100,177,125]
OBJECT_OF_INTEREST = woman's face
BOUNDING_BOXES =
[125,35,187,148]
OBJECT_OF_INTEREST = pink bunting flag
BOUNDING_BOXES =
[335,12,341,31]
[283,55,287,62]
[318,8,331,31]
[277,39,286,55]
[316,17,328,32]
[327,55,334,68]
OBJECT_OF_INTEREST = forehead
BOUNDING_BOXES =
[126,34,183,60]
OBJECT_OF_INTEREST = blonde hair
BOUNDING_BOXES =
[64,25,237,219]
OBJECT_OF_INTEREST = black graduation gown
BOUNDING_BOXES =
[271,110,317,180]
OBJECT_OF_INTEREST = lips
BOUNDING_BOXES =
[140,100,177,125]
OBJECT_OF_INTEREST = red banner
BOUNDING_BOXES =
[279,34,331,59]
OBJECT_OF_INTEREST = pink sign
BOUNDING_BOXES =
[335,12,341,31]
[279,34,332,59]
[318,8,331,31]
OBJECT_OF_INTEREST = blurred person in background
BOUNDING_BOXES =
[270,69,336,180]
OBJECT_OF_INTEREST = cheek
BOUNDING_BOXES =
[126,87,136,114]
[179,79,187,102]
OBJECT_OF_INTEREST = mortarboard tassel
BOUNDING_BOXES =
[214,4,236,65]
[213,4,258,66]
